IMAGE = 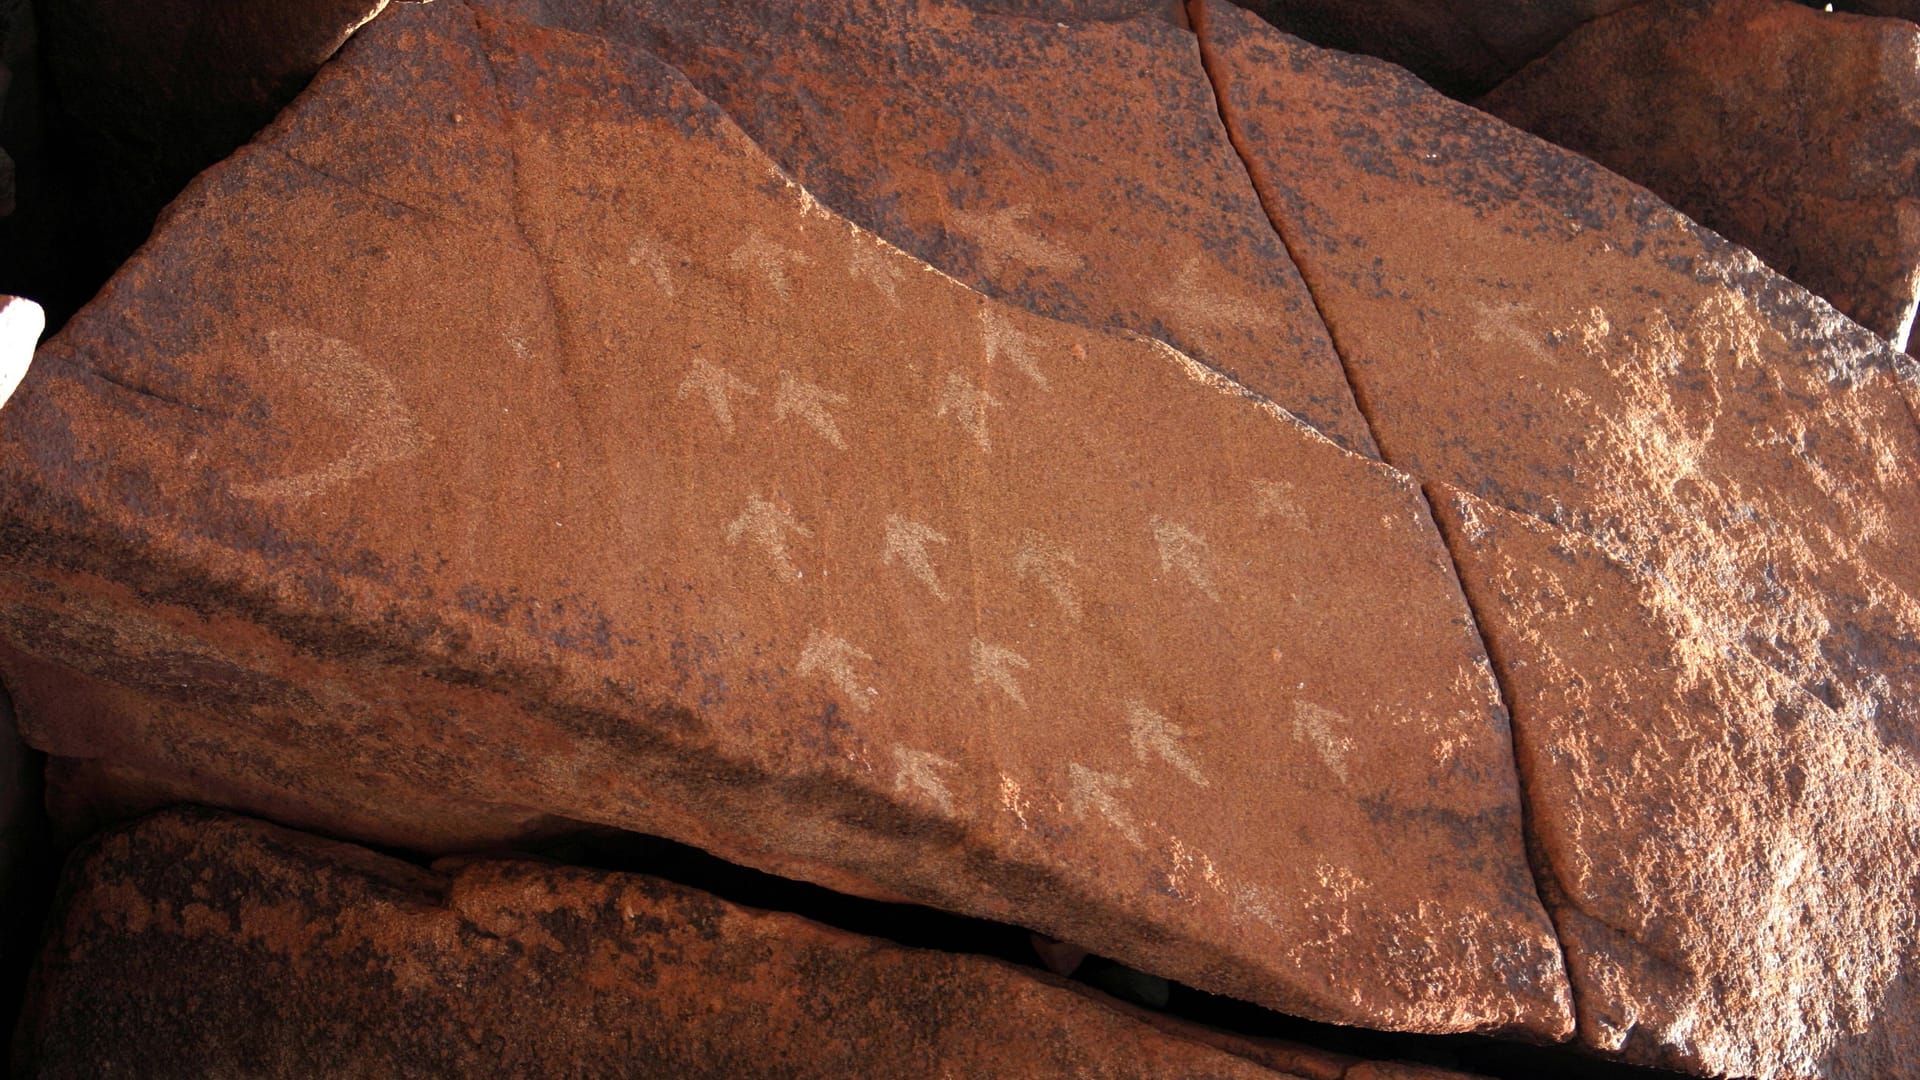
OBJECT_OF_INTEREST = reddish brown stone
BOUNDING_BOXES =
[1196,1,1920,1070]
[492,0,1375,457]
[15,808,1305,1079]
[0,0,1568,1037]
[1431,486,1920,1079]
[1480,0,1920,350]
[1226,0,1639,96]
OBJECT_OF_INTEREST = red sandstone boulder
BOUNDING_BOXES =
[1480,0,1920,351]
[13,808,1303,1078]
[1196,1,1920,1073]
[1226,0,1640,96]
[0,0,1569,1039]
[492,0,1375,457]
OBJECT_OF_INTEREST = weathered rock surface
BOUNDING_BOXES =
[1431,487,1920,1078]
[492,0,1375,456]
[1226,0,1640,97]
[1480,0,1920,351]
[14,808,1303,1078]
[0,0,1569,1038]
[1197,0,1920,1073]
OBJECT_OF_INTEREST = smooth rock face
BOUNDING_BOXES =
[1432,487,1920,1079]
[1480,0,1920,351]
[491,0,1377,457]
[1227,0,1639,96]
[0,0,1569,1037]
[1197,0,1920,1072]
[14,808,1294,1079]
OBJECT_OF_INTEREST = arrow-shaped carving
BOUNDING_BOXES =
[882,515,950,601]
[1067,764,1140,846]
[1152,517,1221,603]
[1012,533,1082,622]
[970,639,1030,707]
[1125,701,1208,787]
[893,746,958,814]
[797,629,875,711]
[725,493,812,578]
[774,370,849,449]
[729,230,813,299]
[981,308,1050,390]
[936,370,1000,452]
[677,357,756,434]
[949,204,1086,277]
[234,328,428,501]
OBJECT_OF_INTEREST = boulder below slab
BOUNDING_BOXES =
[13,808,1301,1079]
[0,0,1569,1038]
[1480,0,1920,351]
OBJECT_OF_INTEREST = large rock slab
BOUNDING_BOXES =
[1431,487,1920,1078]
[14,808,1301,1079]
[1226,0,1640,97]
[491,0,1376,457]
[1196,0,1920,1070]
[0,0,1569,1036]
[1480,0,1920,351]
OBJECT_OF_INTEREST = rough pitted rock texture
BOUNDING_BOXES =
[37,0,395,297]
[492,0,1376,456]
[1480,0,1920,351]
[1431,488,1920,1078]
[14,808,1304,1079]
[1227,0,1640,97]
[1197,0,1920,1073]
[0,0,1570,1038]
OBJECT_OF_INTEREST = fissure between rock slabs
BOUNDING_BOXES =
[1178,9,1602,1072]
[530,826,1695,1080]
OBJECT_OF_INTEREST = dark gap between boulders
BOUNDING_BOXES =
[527,826,1698,1080]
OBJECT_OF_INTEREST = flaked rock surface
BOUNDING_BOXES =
[0,0,1569,1037]
[1480,0,1920,351]
[1431,487,1920,1078]
[1196,1,1920,1073]
[13,808,1302,1078]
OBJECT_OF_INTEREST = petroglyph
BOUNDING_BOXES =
[1012,534,1082,622]
[797,629,876,710]
[894,746,957,814]
[1152,518,1221,603]
[234,328,428,501]
[981,308,1051,390]
[626,236,677,296]
[728,231,813,299]
[1162,256,1282,332]
[725,493,812,578]
[773,371,849,449]
[1251,479,1309,527]
[882,516,950,601]
[970,640,1031,707]
[948,204,1086,277]
[847,238,904,305]
[677,357,756,434]
[1295,702,1355,784]
[1067,764,1141,845]
[1475,299,1554,365]
[1125,702,1208,787]
[935,370,1000,452]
